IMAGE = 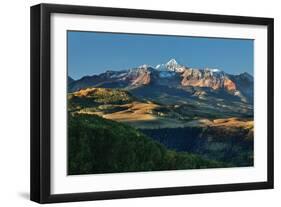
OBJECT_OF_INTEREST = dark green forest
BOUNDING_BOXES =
[68,113,227,175]
[142,127,253,167]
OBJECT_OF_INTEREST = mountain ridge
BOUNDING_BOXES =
[68,59,253,104]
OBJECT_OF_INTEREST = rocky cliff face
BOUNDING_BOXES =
[127,65,152,86]
[180,68,237,91]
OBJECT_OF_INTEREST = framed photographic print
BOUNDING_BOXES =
[30,3,274,203]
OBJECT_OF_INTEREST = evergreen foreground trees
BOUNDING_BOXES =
[68,113,225,175]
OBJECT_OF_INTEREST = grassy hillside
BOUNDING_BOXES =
[68,88,135,111]
[68,87,253,130]
[68,113,227,175]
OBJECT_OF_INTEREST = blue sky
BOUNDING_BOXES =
[68,31,253,80]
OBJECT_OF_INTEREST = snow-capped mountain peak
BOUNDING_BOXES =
[155,58,185,73]
[165,58,181,70]
[166,58,178,66]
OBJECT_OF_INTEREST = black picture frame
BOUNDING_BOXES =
[30,3,274,204]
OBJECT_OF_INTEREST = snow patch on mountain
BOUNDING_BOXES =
[110,72,127,78]
[206,68,221,73]
[138,64,150,68]
[155,64,162,70]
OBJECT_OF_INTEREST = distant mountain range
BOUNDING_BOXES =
[68,59,253,105]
